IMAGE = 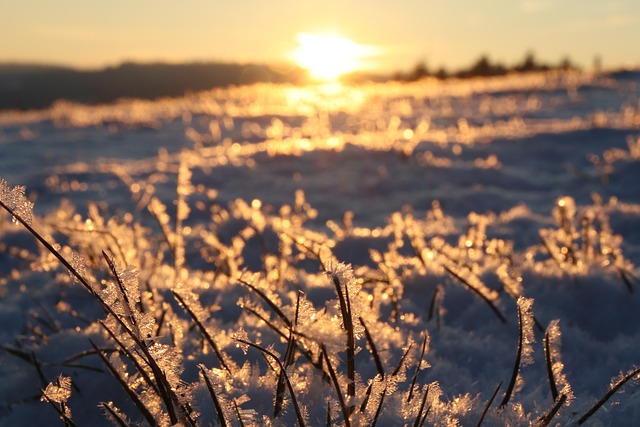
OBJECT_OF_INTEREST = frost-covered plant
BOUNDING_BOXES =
[538,195,638,290]
[3,172,640,426]
[500,297,535,408]
[41,375,74,425]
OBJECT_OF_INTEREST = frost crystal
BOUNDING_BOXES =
[148,343,183,387]
[0,179,35,226]
[546,320,574,404]
[42,375,72,404]
[233,327,249,354]
[515,297,536,395]
[70,251,87,283]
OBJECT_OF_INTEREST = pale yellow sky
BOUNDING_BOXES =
[1,0,639,72]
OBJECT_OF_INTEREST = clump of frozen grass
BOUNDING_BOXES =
[537,195,639,290]
[2,174,640,426]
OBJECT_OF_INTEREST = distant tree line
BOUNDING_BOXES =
[0,53,582,111]
[391,51,578,82]
[0,62,308,110]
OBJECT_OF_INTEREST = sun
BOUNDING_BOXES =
[291,32,377,81]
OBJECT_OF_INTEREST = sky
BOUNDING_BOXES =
[2,0,640,73]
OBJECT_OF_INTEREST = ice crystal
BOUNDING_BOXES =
[496,263,523,299]
[233,327,249,354]
[326,261,364,337]
[70,251,87,283]
[610,367,640,389]
[101,401,130,425]
[0,179,35,226]
[148,342,183,388]
[515,297,536,394]
[546,320,574,404]
[42,375,72,404]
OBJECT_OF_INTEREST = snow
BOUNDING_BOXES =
[1,70,640,426]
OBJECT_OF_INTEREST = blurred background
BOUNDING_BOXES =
[2,0,639,110]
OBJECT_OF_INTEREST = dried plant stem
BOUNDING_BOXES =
[443,265,506,323]
[536,394,567,427]
[500,303,524,408]
[99,403,130,427]
[274,293,301,419]
[321,345,351,427]
[0,211,167,414]
[358,317,385,417]
[476,381,502,427]
[578,366,640,425]
[413,384,431,427]
[232,398,245,427]
[360,317,384,376]
[41,392,78,427]
[325,401,331,427]
[99,320,160,396]
[370,386,387,427]
[0,200,97,297]
[1,201,184,425]
[237,277,292,328]
[173,291,232,374]
[407,334,429,403]
[236,338,306,427]
[543,329,559,401]
[329,272,356,408]
[199,366,228,427]
[241,304,326,378]
[102,251,141,336]
[89,340,157,426]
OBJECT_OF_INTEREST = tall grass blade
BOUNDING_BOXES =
[0,199,97,297]
[360,316,384,376]
[274,292,301,419]
[500,302,525,408]
[237,276,292,328]
[99,320,160,396]
[407,333,428,403]
[40,392,78,427]
[325,400,331,427]
[232,398,246,427]
[88,340,157,426]
[320,344,351,427]
[236,338,306,427]
[578,366,640,425]
[413,384,430,427]
[370,385,387,427]
[543,329,559,401]
[536,394,567,427]
[476,381,502,427]
[443,265,506,323]
[173,291,232,374]
[199,365,228,427]
[328,269,356,405]
[100,402,130,427]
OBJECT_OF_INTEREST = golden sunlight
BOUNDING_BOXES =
[291,32,377,81]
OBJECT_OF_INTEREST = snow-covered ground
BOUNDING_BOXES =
[1,70,640,426]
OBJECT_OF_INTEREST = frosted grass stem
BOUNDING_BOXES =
[578,366,640,425]
[199,365,228,427]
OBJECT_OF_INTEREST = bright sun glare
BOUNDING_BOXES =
[291,33,377,81]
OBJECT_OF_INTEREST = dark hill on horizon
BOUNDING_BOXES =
[0,61,309,111]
